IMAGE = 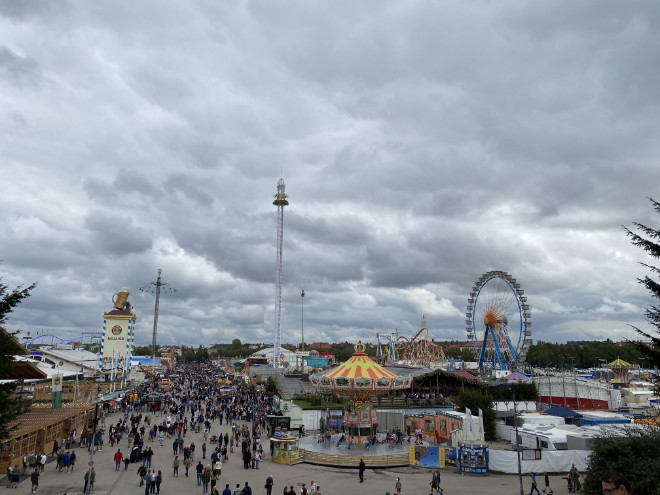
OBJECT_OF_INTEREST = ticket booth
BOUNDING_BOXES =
[458,443,490,475]
[270,432,299,464]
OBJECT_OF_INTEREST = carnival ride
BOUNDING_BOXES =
[310,341,412,444]
[272,178,289,368]
[23,334,95,347]
[376,324,445,366]
[466,270,532,373]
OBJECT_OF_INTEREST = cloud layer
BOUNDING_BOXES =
[1,1,658,349]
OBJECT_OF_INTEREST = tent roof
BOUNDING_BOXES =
[324,352,399,380]
[609,357,631,368]
[544,405,583,418]
[503,371,530,381]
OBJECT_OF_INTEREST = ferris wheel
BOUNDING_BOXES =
[465,271,532,372]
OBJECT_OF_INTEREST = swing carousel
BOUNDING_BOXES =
[309,341,412,444]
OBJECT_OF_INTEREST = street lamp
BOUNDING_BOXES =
[300,289,305,353]
[511,384,524,495]
[85,385,101,495]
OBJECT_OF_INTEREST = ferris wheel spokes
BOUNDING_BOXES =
[467,270,532,373]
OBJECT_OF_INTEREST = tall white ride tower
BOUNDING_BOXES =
[272,178,289,368]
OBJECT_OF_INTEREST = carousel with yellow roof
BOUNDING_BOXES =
[309,341,412,444]
[608,357,632,384]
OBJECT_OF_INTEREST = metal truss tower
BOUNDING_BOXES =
[272,178,289,368]
[140,268,176,373]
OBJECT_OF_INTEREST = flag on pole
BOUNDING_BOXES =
[52,374,63,409]
[465,407,474,436]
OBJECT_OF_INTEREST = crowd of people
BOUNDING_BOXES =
[103,363,280,494]
[4,360,635,495]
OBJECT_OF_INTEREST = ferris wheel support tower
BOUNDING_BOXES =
[272,178,289,368]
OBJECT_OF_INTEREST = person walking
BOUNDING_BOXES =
[196,461,204,486]
[30,468,39,494]
[222,483,231,495]
[429,471,438,494]
[358,458,365,483]
[150,469,157,494]
[569,464,582,492]
[184,456,192,477]
[155,470,162,494]
[529,472,541,495]
[8,465,18,489]
[144,469,153,495]
[265,475,274,495]
[138,465,147,486]
[83,468,95,494]
[395,477,402,495]
[173,456,180,477]
[542,472,553,494]
[210,468,218,493]
[201,466,211,495]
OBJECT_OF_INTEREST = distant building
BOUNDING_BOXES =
[309,342,332,349]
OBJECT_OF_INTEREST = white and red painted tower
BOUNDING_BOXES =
[272,178,289,368]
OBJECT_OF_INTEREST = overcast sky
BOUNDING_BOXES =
[1,1,659,351]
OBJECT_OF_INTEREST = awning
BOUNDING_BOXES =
[503,372,530,382]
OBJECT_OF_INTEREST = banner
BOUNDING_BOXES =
[466,407,474,436]
[52,374,63,409]
[409,445,446,467]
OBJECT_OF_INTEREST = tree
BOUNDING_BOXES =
[0,278,37,441]
[582,426,660,495]
[624,198,660,387]
[133,345,161,357]
[455,390,496,440]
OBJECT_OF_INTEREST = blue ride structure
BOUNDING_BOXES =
[466,271,532,373]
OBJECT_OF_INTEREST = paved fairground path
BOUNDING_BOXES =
[8,408,557,495]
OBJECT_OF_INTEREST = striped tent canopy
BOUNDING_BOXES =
[609,357,631,368]
[309,341,412,393]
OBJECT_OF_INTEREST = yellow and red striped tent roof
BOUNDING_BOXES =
[323,352,398,380]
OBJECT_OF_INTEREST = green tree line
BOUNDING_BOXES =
[526,340,649,369]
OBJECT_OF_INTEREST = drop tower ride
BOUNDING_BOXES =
[272,178,289,368]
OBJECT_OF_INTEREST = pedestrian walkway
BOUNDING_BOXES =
[4,406,559,495]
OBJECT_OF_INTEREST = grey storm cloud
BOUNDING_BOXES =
[0,0,658,350]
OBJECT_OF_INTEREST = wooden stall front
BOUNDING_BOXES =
[17,381,101,403]
[0,404,95,473]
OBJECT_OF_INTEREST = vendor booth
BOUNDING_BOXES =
[267,415,291,437]
[270,431,299,464]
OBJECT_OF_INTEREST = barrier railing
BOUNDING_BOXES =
[299,448,409,467]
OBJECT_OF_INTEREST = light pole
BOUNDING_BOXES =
[596,358,606,380]
[300,289,305,353]
[511,384,524,495]
[85,385,101,495]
